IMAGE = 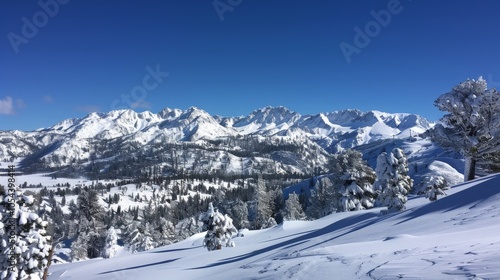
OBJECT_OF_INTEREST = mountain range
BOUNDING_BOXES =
[0,106,439,180]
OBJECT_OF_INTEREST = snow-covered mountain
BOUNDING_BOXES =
[47,173,500,280]
[0,106,433,177]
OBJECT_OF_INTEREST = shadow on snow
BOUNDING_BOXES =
[98,258,180,275]
[149,246,202,254]
[187,211,388,270]
[396,175,500,225]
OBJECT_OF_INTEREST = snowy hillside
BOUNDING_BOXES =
[48,173,500,280]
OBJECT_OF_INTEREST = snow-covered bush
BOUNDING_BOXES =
[419,176,448,201]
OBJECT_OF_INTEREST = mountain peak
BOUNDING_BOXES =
[253,106,298,117]
[158,107,183,120]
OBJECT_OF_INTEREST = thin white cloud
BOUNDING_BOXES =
[0,96,15,115]
[43,95,54,103]
[131,100,152,109]
[77,105,101,113]
[16,98,26,109]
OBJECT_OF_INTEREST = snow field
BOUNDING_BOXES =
[48,174,500,279]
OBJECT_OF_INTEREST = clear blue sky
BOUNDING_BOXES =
[1,0,500,131]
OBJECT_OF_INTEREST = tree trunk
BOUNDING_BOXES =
[42,246,55,280]
[464,157,476,181]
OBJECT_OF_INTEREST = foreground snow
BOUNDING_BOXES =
[49,174,500,279]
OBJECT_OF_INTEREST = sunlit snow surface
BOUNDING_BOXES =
[48,174,500,280]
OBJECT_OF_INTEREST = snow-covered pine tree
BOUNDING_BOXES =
[331,149,376,212]
[0,184,52,280]
[432,77,500,181]
[123,219,157,253]
[200,203,237,251]
[419,176,448,202]
[153,217,176,246]
[70,189,105,261]
[102,226,118,259]
[269,186,285,224]
[374,148,413,213]
[70,229,89,261]
[231,199,250,229]
[253,174,274,229]
[283,193,306,221]
[175,216,200,240]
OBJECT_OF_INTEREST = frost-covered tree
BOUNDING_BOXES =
[231,199,250,229]
[419,176,448,202]
[70,230,89,261]
[102,227,119,259]
[253,175,274,229]
[283,193,306,221]
[124,221,156,253]
[153,217,176,246]
[432,77,500,181]
[175,216,201,240]
[200,203,237,251]
[374,148,413,212]
[331,149,376,211]
[0,185,52,280]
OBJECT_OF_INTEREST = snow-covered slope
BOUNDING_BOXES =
[48,173,500,279]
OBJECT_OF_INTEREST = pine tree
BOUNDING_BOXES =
[102,227,119,259]
[124,220,156,253]
[253,175,273,229]
[70,231,89,261]
[331,149,376,212]
[283,193,306,221]
[153,217,176,246]
[374,148,413,212]
[231,199,250,229]
[200,203,237,251]
[70,189,105,260]
[0,185,52,279]
[175,216,200,240]
[306,177,336,219]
